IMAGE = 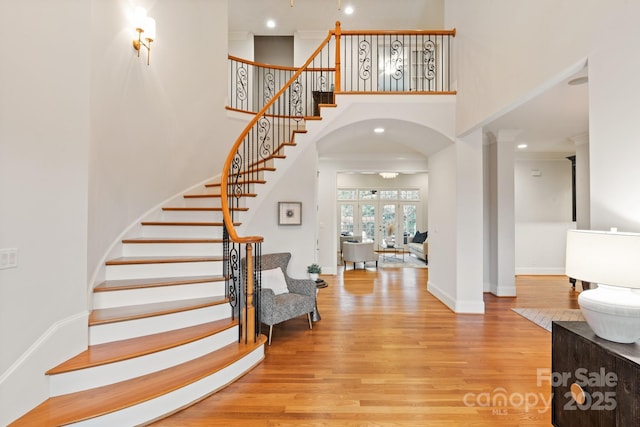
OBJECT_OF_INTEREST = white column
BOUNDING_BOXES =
[455,129,485,312]
[427,129,484,313]
[489,130,518,297]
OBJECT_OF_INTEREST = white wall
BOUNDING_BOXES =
[240,141,319,279]
[229,31,254,60]
[0,0,244,423]
[445,0,626,136]
[588,4,640,232]
[514,156,575,275]
[294,31,330,67]
[446,0,640,285]
[515,157,572,222]
[427,146,458,306]
[0,1,91,423]
[308,95,454,275]
[88,0,243,284]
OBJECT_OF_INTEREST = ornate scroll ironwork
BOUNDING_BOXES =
[389,39,405,81]
[236,66,248,103]
[257,116,273,159]
[358,39,372,81]
[224,224,240,320]
[317,74,328,92]
[289,79,304,119]
[423,39,436,81]
[263,72,275,104]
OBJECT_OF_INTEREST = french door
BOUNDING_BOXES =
[338,189,420,249]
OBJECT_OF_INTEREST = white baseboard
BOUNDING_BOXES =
[515,267,566,275]
[428,281,485,314]
[0,311,89,426]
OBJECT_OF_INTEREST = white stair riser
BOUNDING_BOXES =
[181,197,222,208]
[93,281,226,309]
[89,303,231,345]
[141,225,222,238]
[70,345,264,427]
[50,326,238,396]
[161,210,224,222]
[182,197,249,209]
[105,260,223,281]
[122,242,223,257]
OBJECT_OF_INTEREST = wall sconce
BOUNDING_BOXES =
[132,7,156,66]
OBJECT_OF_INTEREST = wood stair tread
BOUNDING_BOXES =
[140,221,240,226]
[94,275,226,292]
[184,193,257,198]
[89,295,229,325]
[105,255,224,266]
[121,237,224,244]
[9,337,266,427]
[162,206,249,211]
[47,318,238,375]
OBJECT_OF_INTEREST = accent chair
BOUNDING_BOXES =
[342,241,378,270]
[244,252,317,345]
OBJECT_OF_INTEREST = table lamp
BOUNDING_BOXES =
[565,229,640,343]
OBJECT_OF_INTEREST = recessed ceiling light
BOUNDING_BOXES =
[374,127,385,133]
[517,143,528,149]
[344,6,354,15]
[266,19,276,29]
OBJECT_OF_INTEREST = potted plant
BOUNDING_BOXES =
[307,263,322,281]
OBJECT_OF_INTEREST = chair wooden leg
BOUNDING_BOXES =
[307,313,313,329]
[268,325,273,345]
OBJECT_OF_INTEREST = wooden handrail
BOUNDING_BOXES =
[220,29,335,244]
[228,55,298,72]
[228,55,335,74]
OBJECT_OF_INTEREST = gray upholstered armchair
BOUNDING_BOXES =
[250,253,317,345]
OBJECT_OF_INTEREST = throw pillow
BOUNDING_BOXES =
[261,267,289,295]
[413,231,428,244]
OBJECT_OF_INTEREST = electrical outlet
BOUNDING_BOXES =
[0,248,18,270]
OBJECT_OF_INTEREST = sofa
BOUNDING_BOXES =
[407,231,428,263]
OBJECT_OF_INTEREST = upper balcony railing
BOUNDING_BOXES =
[227,22,456,116]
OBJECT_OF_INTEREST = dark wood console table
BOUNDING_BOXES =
[551,321,640,426]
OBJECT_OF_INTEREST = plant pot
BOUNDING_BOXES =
[309,273,319,281]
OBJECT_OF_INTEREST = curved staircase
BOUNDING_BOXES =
[9,181,267,426]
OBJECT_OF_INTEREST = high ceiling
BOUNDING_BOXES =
[229,0,445,36]
[229,1,589,161]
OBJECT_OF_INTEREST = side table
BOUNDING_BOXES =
[312,279,328,321]
[551,321,640,426]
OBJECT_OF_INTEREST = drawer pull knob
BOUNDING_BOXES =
[570,383,586,405]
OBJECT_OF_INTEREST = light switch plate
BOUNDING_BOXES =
[0,248,18,269]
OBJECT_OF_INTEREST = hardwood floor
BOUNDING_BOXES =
[151,266,579,426]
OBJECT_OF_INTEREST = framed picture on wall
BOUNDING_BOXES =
[278,202,302,225]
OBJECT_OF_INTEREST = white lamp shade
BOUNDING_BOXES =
[144,17,156,40]
[566,229,640,289]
